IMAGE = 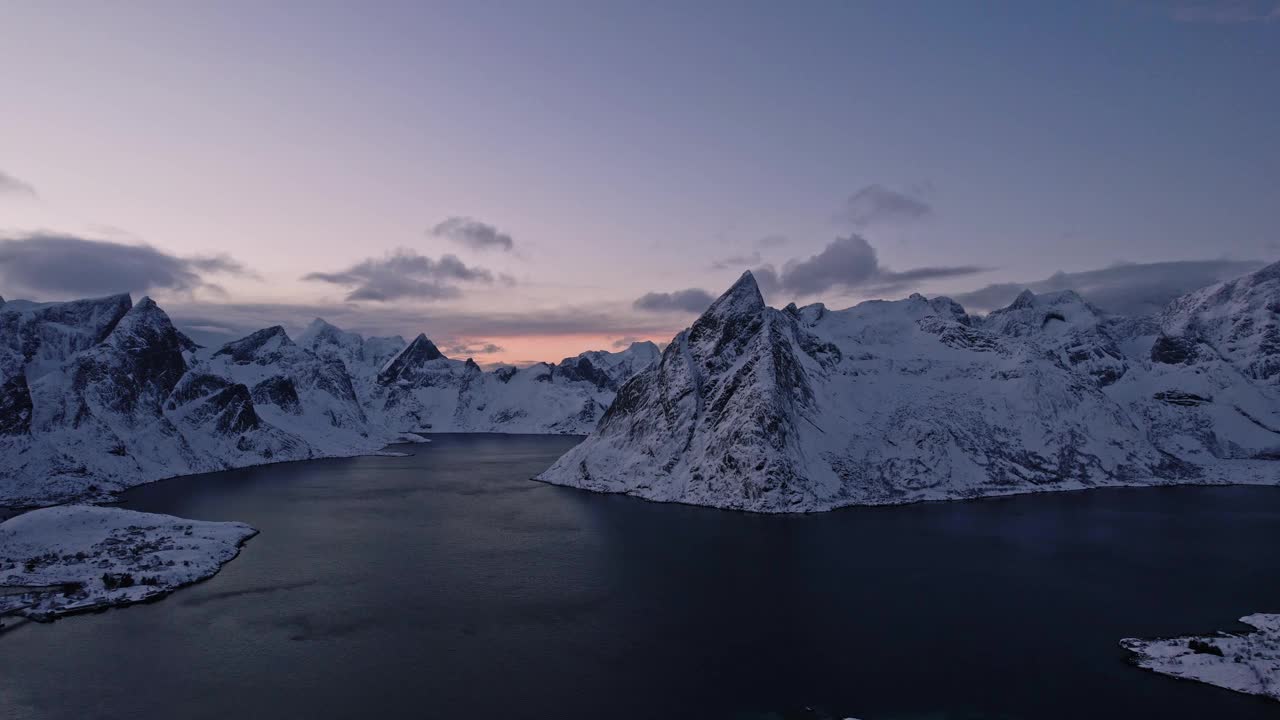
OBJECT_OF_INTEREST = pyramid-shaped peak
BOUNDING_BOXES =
[106,296,182,351]
[306,317,339,332]
[408,333,445,360]
[298,318,361,346]
[1010,289,1037,308]
[128,296,163,315]
[214,325,294,362]
[378,333,446,382]
[705,271,765,318]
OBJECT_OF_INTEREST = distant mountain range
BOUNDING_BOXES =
[3,262,1277,512]
[538,263,1280,512]
[0,293,658,507]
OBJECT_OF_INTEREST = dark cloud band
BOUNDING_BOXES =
[0,171,36,198]
[839,184,932,228]
[431,217,515,252]
[303,249,497,302]
[633,288,717,313]
[753,234,985,298]
[0,233,250,298]
[951,259,1266,316]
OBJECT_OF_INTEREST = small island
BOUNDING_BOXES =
[1122,614,1280,702]
[0,505,257,625]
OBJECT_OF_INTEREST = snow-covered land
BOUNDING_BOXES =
[0,296,660,508]
[0,505,256,622]
[3,261,1277,514]
[538,263,1280,512]
[1122,614,1280,702]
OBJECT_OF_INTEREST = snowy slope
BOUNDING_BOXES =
[539,267,1280,512]
[200,326,382,455]
[296,318,405,407]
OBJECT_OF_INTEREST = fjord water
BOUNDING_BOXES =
[2,435,1278,719]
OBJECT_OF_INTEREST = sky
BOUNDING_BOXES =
[1,0,1277,364]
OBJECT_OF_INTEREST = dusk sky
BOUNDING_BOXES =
[2,0,1277,364]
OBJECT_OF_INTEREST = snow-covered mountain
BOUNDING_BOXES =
[371,334,660,435]
[295,317,660,434]
[538,265,1280,512]
[0,297,660,508]
[6,262,1275,513]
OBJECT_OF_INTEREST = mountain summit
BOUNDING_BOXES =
[538,264,1280,512]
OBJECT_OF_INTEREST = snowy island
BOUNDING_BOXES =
[1122,614,1280,702]
[0,505,256,624]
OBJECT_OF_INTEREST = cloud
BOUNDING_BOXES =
[0,171,37,198]
[950,259,1267,316]
[0,233,252,298]
[633,288,717,313]
[441,341,504,356]
[610,336,650,349]
[1166,0,1280,23]
[708,251,763,270]
[302,249,498,302]
[758,234,985,298]
[838,184,932,228]
[430,217,514,252]
[708,235,790,270]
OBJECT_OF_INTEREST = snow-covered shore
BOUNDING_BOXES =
[0,505,256,623]
[1121,614,1280,702]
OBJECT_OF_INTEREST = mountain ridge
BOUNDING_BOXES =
[538,264,1280,512]
[4,262,1278,511]
[0,296,662,507]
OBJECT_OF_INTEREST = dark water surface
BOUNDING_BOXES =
[2,434,1278,719]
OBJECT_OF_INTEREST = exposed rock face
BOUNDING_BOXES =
[570,273,825,511]
[0,297,324,507]
[0,293,133,384]
[539,266,1280,512]
[378,334,446,384]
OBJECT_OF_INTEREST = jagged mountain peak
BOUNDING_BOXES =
[1004,288,1088,310]
[301,317,370,344]
[104,296,184,350]
[982,287,1104,337]
[686,272,768,358]
[407,333,445,359]
[0,292,137,383]
[1010,288,1037,308]
[213,326,295,363]
[376,333,446,383]
[4,293,134,335]
[622,340,659,354]
[300,317,348,338]
[710,271,766,316]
